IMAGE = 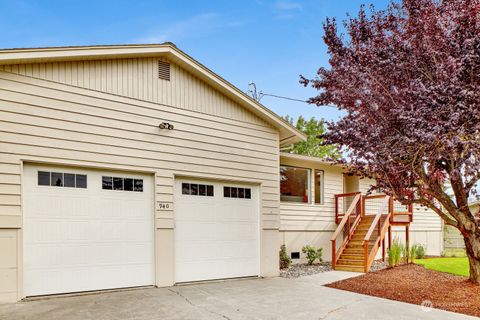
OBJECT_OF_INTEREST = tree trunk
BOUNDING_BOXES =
[464,231,480,284]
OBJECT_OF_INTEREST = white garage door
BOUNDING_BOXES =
[23,165,154,296]
[174,179,260,283]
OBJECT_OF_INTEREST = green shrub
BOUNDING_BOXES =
[400,244,408,263]
[279,245,291,269]
[302,245,323,265]
[415,244,426,259]
[409,244,419,263]
[388,238,403,267]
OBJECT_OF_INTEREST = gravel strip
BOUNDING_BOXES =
[280,260,387,279]
[370,260,388,272]
[280,262,332,278]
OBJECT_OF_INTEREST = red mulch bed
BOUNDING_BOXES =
[326,264,480,317]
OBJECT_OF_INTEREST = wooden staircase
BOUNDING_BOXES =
[335,215,385,272]
[330,193,412,273]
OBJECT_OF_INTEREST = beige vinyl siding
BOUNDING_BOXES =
[279,158,344,232]
[0,58,269,127]
[0,68,281,299]
[0,69,280,218]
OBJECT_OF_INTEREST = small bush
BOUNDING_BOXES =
[409,244,419,263]
[400,244,408,263]
[388,238,403,267]
[279,245,291,269]
[415,244,426,259]
[302,245,323,265]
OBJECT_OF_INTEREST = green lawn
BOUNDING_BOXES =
[415,257,469,277]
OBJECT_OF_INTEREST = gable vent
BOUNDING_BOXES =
[158,61,171,81]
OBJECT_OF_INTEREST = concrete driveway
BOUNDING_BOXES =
[0,271,475,320]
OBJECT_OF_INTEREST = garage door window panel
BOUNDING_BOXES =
[102,177,143,192]
[134,179,143,192]
[76,174,87,189]
[113,178,123,190]
[182,183,190,195]
[102,176,113,190]
[124,178,134,191]
[182,183,214,196]
[223,186,252,199]
[51,172,63,187]
[38,171,87,189]
[199,184,206,196]
[207,185,214,196]
[64,173,75,188]
[38,171,50,186]
[224,186,231,198]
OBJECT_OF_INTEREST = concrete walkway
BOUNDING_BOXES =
[0,271,475,320]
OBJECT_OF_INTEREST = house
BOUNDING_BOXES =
[279,152,443,270]
[0,43,443,302]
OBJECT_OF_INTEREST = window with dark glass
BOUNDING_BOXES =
[124,178,134,191]
[38,171,87,189]
[64,173,75,188]
[76,174,87,189]
[207,185,214,197]
[38,171,50,186]
[224,186,231,198]
[51,172,63,187]
[314,170,324,204]
[113,177,123,190]
[199,184,206,196]
[223,186,252,199]
[102,176,113,190]
[190,184,198,195]
[182,183,214,196]
[280,166,311,203]
[134,179,143,192]
[182,183,190,195]
[102,176,143,192]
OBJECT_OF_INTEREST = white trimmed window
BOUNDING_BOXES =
[315,169,324,204]
[280,166,311,203]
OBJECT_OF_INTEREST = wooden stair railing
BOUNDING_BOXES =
[362,195,391,273]
[331,193,362,269]
[334,192,362,224]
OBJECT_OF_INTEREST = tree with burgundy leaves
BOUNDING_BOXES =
[302,0,480,282]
